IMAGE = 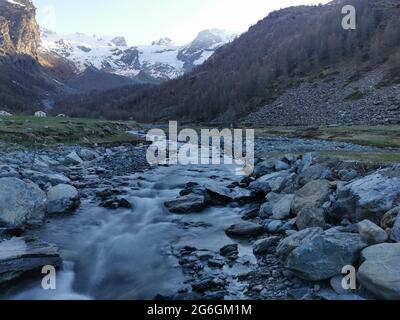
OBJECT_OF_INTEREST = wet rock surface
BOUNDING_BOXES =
[0,137,399,300]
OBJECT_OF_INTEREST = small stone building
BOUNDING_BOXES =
[0,111,11,116]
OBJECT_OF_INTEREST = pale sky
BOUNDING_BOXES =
[33,0,331,45]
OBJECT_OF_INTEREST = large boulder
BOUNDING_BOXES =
[291,180,331,215]
[0,237,61,286]
[0,178,47,228]
[358,243,400,300]
[277,227,324,261]
[47,184,80,215]
[164,194,207,214]
[358,220,388,245]
[225,222,264,238]
[285,230,367,281]
[334,167,400,223]
[296,207,326,230]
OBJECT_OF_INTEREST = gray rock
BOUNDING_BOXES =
[391,217,400,243]
[65,151,84,165]
[274,160,290,171]
[253,236,280,255]
[358,243,400,300]
[277,227,324,261]
[77,149,99,161]
[358,219,388,245]
[0,178,47,228]
[296,207,326,230]
[296,164,332,187]
[285,230,367,281]
[47,184,80,214]
[330,275,349,295]
[204,184,252,203]
[336,167,400,223]
[249,171,293,194]
[381,207,400,230]
[0,165,20,178]
[0,237,61,286]
[298,153,313,173]
[318,289,365,301]
[225,222,264,238]
[265,220,284,234]
[253,159,276,177]
[220,244,239,260]
[271,194,294,220]
[292,180,331,215]
[259,193,284,219]
[192,277,225,293]
[338,169,358,182]
[22,170,71,187]
[164,194,207,214]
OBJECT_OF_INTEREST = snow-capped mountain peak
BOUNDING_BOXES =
[40,28,238,82]
[151,37,175,47]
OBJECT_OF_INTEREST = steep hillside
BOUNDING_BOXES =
[0,0,76,113]
[65,0,400,123]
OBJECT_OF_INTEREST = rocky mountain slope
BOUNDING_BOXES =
[0,0,77,113]
[40,28,237,82]
[0,0,236,113]
[70,0,400,124]
[0,0,39,57]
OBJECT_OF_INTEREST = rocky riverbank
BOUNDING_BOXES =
[1,138,400,300]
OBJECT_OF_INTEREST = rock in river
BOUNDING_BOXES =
[164,194,207,214]
[47,184,80,214]
[0,178,47,228]
[358,243,400,300]
[0,237,61,286]
[225,222,264,238]
[285,230,367,281]
[253,236,280,255]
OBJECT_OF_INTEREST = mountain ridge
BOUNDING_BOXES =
[40,28,237,82]
[57,0,400,124]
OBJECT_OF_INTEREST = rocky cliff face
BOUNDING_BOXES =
[0,0,40,58]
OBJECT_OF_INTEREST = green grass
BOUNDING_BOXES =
[255,125,400,149]
[0,116,142,147]
[254,125,400,164]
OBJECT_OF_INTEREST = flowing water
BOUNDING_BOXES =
[9,143,255,300]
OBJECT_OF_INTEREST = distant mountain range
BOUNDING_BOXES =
[40,28,237,82]
[0,0,237,112]
[58,0,400,124]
